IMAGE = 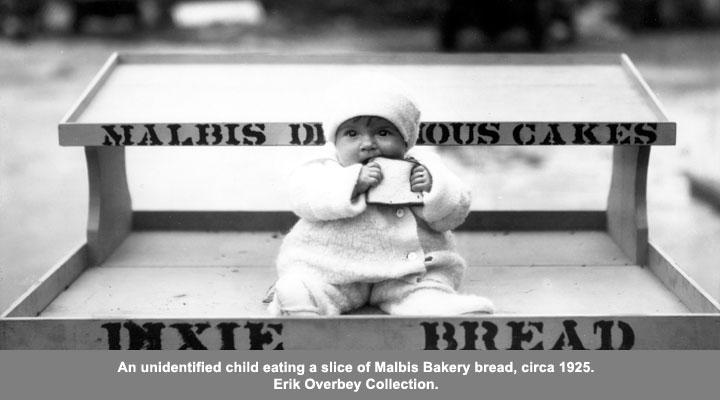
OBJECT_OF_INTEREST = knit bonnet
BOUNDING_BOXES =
[323,75,421,150]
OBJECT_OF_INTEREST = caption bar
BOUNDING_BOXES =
[116,360,594,392]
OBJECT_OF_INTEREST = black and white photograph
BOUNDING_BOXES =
[1,0,720,377]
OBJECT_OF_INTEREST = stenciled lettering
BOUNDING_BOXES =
[507,321,544,350]
[289,123,323,145]
[242,123,267,145]
[101,320,285,350]
[167,123,189,145]
[551,320,587,350]
[513,124,536,145]
[101,321,165,350]
[451,122,472,145]
[476,123,500,144]
[540,123,566,145]
[99,123,271,146]
[170,322,211,350]
[101,124,134,146]
[95,122,666,146]
[423,123,451,145]
[245,322,284,350]
[137,124,163,145]
[572,123,601,144]
[195,124,224,145]
[634,123,657,144]
[421,319,636,350]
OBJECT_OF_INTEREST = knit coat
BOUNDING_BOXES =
[276,149,472,291]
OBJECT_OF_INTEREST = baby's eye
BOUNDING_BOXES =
[343,130,358,137]
[377,129,390,136]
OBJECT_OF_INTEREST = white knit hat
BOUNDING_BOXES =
[323,75,421,149]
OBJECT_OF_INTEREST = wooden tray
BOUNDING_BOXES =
[2,53,718,350]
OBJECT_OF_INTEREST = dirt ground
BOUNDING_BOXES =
[1,14,720,312]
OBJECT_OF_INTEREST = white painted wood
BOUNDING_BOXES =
[648,244,720,313]
[89,230,631,270]
[59,54,676,146]
[59,121,675,146]
[39,264,687,318]
[607,146,650,265]
[454,231,631,267]
[72,63,663,122]
[60,52,119,124]
[85,147,133,265]
[118,52,624,66]
[32,232,686,319]
[100,231,282,268]
[40,266,273,318]
[76,64,658,123]
[3,315,720,349]
[620,54,672,122]
[466,265,688,315]
[2,244,88,318]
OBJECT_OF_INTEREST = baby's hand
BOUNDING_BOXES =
[410,164,432,192]
[353,161,383,198]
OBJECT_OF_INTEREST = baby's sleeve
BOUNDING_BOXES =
[410,151,471,232]
[287,158,367,222]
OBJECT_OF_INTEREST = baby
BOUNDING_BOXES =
[267,89,493,316]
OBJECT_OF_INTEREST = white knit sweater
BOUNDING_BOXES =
[276,149,472,286]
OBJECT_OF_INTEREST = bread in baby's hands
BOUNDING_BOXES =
[366,157,423,206]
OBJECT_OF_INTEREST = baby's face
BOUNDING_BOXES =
[335,116,407,166]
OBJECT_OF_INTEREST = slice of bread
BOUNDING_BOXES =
[366,157,423,206]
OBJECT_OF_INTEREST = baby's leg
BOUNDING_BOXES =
[269,276,320,316]
[370,251,494,315]
[269,274,371,316]
[371,279,494,315]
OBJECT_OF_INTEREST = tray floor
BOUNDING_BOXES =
[39,230,688,317]
[78,61,661,123]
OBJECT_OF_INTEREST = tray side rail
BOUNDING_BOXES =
[1,244,89,318]
[648,243,720,314]
[2,315,720,350]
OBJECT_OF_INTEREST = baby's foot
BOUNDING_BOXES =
[385,289,495,316]
[267,298,322,317]
[282,310,321,317]
[458,295,495,315]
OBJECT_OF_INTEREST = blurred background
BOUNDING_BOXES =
[1,0,719,311]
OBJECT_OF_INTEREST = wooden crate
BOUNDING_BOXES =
[1,53,718,350]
